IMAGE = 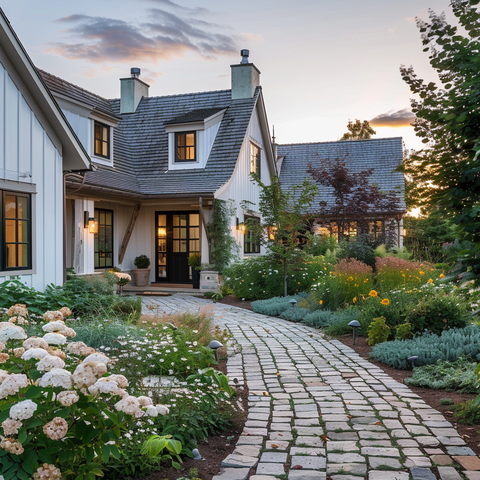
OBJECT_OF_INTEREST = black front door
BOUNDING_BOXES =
[155,212,200,283]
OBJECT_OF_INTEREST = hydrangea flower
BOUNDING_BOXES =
[10,399,37,420]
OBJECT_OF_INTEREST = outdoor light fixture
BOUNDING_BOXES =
[157,227,167,237]
[407,356,419,368]
[289,298,297,307]
[192,448,202,460]
[84,211,98,234]
[268,226,277,240]
[208,340,224,362]
[348,320,361,345]
[403,228,407,237]
[236,218,246,234]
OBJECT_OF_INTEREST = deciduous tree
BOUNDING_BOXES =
[340,119,376,140]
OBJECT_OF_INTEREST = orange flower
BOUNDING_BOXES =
[369,290,378,297]
[319,300,323,305]
[428,278,433,283]
[381,298,390,306]
[439,273,444,279]
[352,297,357,303]
[419,271,424,275]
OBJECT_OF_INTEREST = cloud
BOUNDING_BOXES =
[47,10,239,64]
[369,108,415,128]
[145,0,211,16]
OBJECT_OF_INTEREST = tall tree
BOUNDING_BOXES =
[308,157,402,242]
[340,119,376,140]
[242,174,318,297]
[401,0,480,276]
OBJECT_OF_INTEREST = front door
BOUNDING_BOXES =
[155,212,200,283]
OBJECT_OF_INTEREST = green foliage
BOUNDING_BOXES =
[404,358,479,393]
[207,199,237,274]
[187,253,202,269]
[405,292,469,334]
[440,398,454,405]
[338,235,377,269]
[280,307,311,323]
[134,255,151,269]
[395,322,413,340]
[302,310,336,328]
[367,316,391,346]
[303,233,338,257]
[452,399,480,425]
[340,119,376,140]
[370,325,480,369]
[324,308,361,336]
[251,293,308,317]
[401,2,480,277]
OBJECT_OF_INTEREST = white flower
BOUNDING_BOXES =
[66,341,95,356]
[145,405,158,417]
[107,374,129,388]
[137,396,153,407]
[0,323,27,342]
[42,333,67,346]
[2,418,22,435]
[42,321,67,333]
[114,396,144,418]
[43,417,68,440]
[88,377,120,396]
[39,368,73,389]
[72,362,107,388]
[56,390,80,407]
[23,337,49,350]
[0,373,28,399]
[36,354,65,372]
[10,399,37,420]
[21,348,48,361]
[156,404,170,416]
[82,352,110,365]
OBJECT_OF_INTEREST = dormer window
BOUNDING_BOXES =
[94,122,110,159]
[176,132,196,162]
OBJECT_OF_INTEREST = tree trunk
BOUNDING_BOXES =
[283,257,288,297]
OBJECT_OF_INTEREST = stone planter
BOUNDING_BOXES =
[133,268,150,287]
[200,270,220,293]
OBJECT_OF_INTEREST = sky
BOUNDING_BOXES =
[1,0,459,151]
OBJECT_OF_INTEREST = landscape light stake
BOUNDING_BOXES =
[208,340,224,362]
[348,320,361,345]
[407,356,419,368]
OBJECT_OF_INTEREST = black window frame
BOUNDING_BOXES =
[244,216,261,254]
[250,142,261,177]
[1,191,32,271]
[94,208,114,269]
[94,121,111,159]
[175,131,197,163]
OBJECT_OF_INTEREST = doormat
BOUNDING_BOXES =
[137,292,172,296]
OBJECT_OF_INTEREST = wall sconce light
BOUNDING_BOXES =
[268,226,277,240]
[402,228,407,237]
[236,218,246,235]
[84,211,98,234]
[158,227,167,237]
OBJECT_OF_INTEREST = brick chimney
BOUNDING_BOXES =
[120,68,149,114]
[231,49,260,100]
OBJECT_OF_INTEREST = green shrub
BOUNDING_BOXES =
[280,307,311,323]
[303,233,338,256]
[367,316,391,346]
[324,308,361,336]
[251,293,308,317]
[375,256,432,292]
[395,322,413,340]
[440,398,454,405]
[370,325,480,369]
[452,399,480,425]
[405,292,469,334]
[404,358,479,393]
[302,310,336,328]
[338,235,376,269]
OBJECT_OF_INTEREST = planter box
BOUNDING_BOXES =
[133,268,150,287]
[200,270,220,293]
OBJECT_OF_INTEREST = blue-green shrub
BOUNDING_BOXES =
[324,308,361,336]
[251,293,308,316]
[280,307,311,323]
[302,310,336,328]
[370,325,480,369]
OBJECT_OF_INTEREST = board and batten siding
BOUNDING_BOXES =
[0,61,64,290]
[216,107,269,256]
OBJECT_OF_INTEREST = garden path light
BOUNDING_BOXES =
[348,320,361,345]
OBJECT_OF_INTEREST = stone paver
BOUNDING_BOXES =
[140,295,480,480]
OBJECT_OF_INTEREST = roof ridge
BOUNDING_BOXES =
[279,137,403,147]
[109,88,232,103]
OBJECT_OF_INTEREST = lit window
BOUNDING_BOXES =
[250,142,261,176]
[94,209,113,269]
[2,192,31,270]
[244,216,261,254]
[176,132,196,162]
[94,122,110,159]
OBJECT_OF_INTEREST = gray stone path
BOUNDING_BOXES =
[140,294,480,480]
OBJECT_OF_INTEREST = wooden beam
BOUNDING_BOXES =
[118,204,141,265]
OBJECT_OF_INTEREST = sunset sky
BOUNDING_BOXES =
[2,0,457,151]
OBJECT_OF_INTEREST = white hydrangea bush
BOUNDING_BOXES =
[0,304,171,480]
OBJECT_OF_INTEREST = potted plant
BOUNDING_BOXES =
[133,254,151,287]
[188,253,201,289]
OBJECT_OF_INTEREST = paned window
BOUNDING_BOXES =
[176,132,196,162]
[94,209,113,269]
[94,122,110,159]
[244,216,261,254]
[1,192,31,270]
[250,142,261,176]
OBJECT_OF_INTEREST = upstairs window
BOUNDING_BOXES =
[94,122,110,159]
[2,192,31,271]
[250,142,261,176]
[176,132,196,162]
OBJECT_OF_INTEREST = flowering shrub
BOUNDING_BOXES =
[113,272,132,286]
[0,304,171,480]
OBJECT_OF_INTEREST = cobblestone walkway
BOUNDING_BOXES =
[141,295,480,480]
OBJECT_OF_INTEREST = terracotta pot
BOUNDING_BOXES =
[133,268,150,287]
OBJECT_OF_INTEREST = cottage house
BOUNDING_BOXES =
[277,138,406,246]
[0,9,90,291]
[40,50,276,286]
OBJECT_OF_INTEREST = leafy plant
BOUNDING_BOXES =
[280,307,311,323]
[395,322,413,340]
[452,400,480,425]
[367,316,390,346]
[187,253,202,270]
[134,255,151,269]
[141,435,182,469]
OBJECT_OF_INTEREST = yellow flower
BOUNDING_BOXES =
[369,290,378,297]
[381,298,390,306]
[352,297,357,303]
[439,273,444,279]
[364,279,369,283]
[319,300,323,305]
[428,278,433,283]
[419,271,424,275]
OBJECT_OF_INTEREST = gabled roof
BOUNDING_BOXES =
[0,9,90,172]
[40,70,264,198]
[277,137,406,213]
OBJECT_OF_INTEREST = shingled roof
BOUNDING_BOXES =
[40,71,260,198]
[277,137,406,214]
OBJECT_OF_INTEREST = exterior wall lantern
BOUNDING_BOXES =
[84,211,98,234]
[236,218,246,234]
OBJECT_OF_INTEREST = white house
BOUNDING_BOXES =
[0,9,90,291]
[40,50,276,285]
